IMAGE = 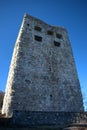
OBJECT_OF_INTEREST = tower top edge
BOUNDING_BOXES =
[24,13,67,32]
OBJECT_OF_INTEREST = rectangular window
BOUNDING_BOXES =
[47,30,53,35]
[54,41,60,47]
[35,35,42,42]
[34,26,42,31]
[56,33,62,39]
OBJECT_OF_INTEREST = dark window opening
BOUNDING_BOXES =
[47,30,53,35]
[34,26,42,31]
[54,41,60,47]
[50,94,52,100]
[27,24,29,26]
[56,33,62,39]
[25,79,31,84]
[35,35,42,42]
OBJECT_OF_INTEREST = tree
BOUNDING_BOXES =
[81,86,87,111]
[0,91,4,114]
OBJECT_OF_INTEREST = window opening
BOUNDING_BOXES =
[54,41,60,47]
[56,33,62,39]
[47,30,53,35]
[27,24,29,26]
[35,35,42,42]
[50,94,52,100]
[34,26,41,31]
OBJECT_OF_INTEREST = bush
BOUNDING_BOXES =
[0,91,4,114]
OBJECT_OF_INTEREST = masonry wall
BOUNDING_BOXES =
[12,111,87,126]
[2,14,84,117]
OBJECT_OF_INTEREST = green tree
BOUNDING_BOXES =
[0,91,4,114]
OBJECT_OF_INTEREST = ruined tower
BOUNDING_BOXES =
[2,14,84,117]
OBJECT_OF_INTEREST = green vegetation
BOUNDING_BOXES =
[0,91,4,114]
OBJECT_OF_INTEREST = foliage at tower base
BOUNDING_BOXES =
[0,91,4,114]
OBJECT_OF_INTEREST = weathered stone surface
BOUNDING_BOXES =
[2,14,84,117]
[12,111,87,126]
[0,112,87,130]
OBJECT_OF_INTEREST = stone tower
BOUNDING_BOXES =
[2,14,84,117]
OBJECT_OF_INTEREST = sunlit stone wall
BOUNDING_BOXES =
[2,14,84,117]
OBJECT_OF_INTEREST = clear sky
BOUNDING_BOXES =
[0,0,87,110]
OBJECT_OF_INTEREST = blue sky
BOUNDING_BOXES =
[0,0,87,109]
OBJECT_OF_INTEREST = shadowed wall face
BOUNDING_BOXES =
[2,14,84,117]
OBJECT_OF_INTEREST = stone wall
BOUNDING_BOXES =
[0,112,87,129]
[2,14,84,117]
[12,111,87,126]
